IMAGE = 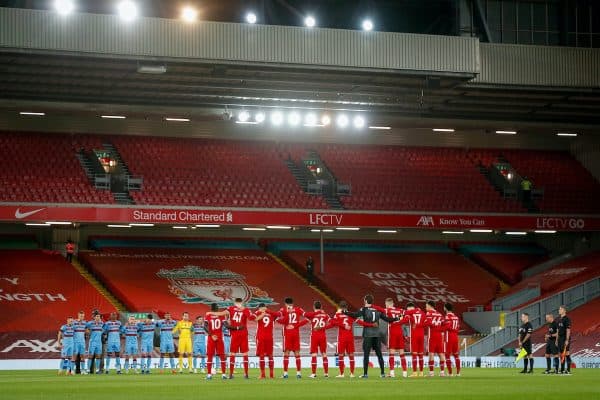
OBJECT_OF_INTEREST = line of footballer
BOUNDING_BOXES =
[57,295,462,380]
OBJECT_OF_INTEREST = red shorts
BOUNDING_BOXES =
[207,336,224,357]
[256,336,273,356]
[428,336,444,354]
[229,331,249,353]
[283,331,300,352]
[337,333,354,354]
[310,334,327,354]
[410,332,424,354]
[445,334,459,355]
[388,331,405,350]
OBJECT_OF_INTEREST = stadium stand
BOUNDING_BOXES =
[0,249,116,334]
[313,144,526,212]
[0,132,113,204]
[109,136,328,209]
[498,251,600,307]
[273,242,501,322]
[457,243,548,285]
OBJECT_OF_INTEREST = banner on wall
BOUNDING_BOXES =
[2,205,600,231]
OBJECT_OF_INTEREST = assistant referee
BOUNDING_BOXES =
[344,294,397,378]
[518,312,533,374]
[557,305,572,375]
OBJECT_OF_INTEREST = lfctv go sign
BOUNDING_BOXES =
[536,217,585,230]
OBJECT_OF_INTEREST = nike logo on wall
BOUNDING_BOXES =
[14,208,46,219]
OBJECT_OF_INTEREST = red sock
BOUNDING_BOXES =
[323,357,329,374]
[283,355,289,372]
[440,359,445,372]
[454,356,461,375]
[295,356,301,372]
[243,355,249,376]
[207,360,213,375]
[339,357,345,375]
[389,355,395,371]
[268,356,274,378]
[419,355,424,372]
[400,354,407,372]
[445,358,452,375]
[428,359,434,372]
[349,356,355,374]
[220,356,226,374]
[311,356,317,374]
[412,355,417,372]
[259,358,265,377]
[229,355,235,376]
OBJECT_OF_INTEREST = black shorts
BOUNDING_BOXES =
[545,341,558,355]
[522,342,532,355]
[557,337,570,353]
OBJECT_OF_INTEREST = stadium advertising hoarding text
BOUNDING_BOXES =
[2,205,600,231]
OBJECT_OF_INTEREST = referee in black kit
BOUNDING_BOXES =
[344,294,397,378]
[557,305,572,374]
[543,313,559,374]
[518,312,534,373]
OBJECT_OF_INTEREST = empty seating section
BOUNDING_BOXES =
[502,149,600,213]
[280,250,500,319]
[0,250,116,332]
[470,253,547,285]
[315,144,525,212]
[79,248,334,316]
[500,251,600,301]
[2,131,599,214]
[0,132,113,204]
[111,136,327,209]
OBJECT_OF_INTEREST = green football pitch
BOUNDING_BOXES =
[0,369,598,400]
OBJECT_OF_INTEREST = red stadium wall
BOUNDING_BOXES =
[0,250,116,359]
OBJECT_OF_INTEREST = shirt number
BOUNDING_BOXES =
[210,319,221,330]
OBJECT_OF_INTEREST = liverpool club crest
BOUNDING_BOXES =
[157,265,277,307]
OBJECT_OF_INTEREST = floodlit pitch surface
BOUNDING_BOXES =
[1,369,598,400]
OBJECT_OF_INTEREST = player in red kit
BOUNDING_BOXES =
[277,297,308,379]
[204,303,227,380]
[328,301,357,378]
[254,303,280,379]
[443,303,461,377]
[402,302,426,377]
[304,301,331,378]
[424,301,446,377]
[207,297,255,379]
[374,298,408,378]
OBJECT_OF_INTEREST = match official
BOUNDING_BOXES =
[557,305,572,375]
[518,313,533,374]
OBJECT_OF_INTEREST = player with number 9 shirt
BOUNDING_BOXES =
[254,303,281,379]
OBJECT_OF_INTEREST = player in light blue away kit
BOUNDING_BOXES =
[121,315,140,373]
[103,312,123,374]
[192,315,207,373]
[57,316,74,375]
[86,312,104,374]
[138,314,156,374]
[73,310,88,374]
[156,312,177,373]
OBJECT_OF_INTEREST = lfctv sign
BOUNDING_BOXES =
[536,217,585,230]
[309,213,343,225]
